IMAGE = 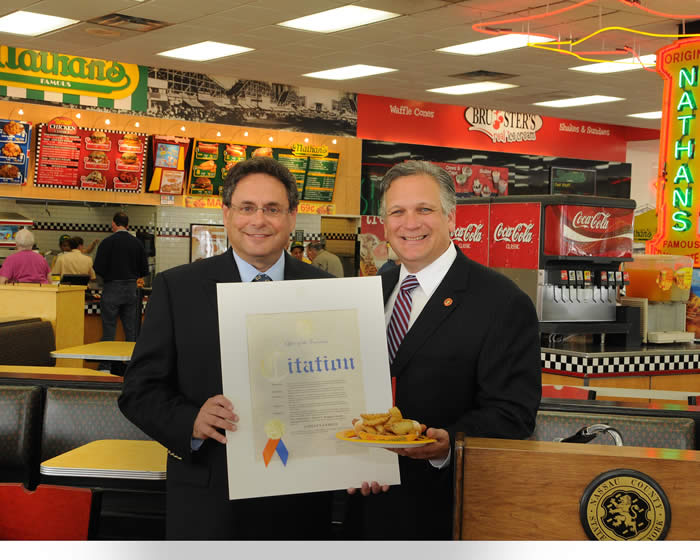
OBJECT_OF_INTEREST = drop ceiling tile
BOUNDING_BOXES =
[354,0,448,15]
[26,0,140,21]
[118,0,251,24]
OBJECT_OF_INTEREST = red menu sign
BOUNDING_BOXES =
[451,204,489,265]
[543,205,634,258]
[35,117,146,192]
[489,203,541,269]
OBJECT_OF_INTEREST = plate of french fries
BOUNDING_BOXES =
[336,406,436,448]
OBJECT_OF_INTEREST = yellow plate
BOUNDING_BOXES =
[335,431,436,448]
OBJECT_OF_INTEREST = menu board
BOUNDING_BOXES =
[431,161,509,197]
[550,167,596,195]
[187,141,340,202]
[35,117,146,192]
[0,119,32,186]
[146,135,191,195]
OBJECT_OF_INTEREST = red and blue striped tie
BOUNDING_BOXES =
[387,275,419,364]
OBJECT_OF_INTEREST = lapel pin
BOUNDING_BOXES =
[443,298,453,307]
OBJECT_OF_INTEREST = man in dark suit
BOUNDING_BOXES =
[118,157,334,539]
[347,161,541,539]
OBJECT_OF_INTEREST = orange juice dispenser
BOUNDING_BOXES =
[622,254,694,343]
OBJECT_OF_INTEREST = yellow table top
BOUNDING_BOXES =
[51,341,135,361]
[0,365,120,380]
[40,439,166,479]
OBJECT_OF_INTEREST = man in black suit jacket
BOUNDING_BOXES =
[348,161,541,539]
[118,157,334,539]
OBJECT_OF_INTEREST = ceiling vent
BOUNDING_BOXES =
[449,70,518,81]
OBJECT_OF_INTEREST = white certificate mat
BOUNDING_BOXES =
[217,276,399,500]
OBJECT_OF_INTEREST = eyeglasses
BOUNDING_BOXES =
[228,204,290,218]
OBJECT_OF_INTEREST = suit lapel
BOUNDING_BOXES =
[203,248,241,312]
[389,253,471,376]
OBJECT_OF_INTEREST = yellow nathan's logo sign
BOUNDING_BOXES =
[291,143,329,158]
[0,45,140,99]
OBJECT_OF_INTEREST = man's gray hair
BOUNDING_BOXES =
[378,160,456,217]
[14,228,34,250]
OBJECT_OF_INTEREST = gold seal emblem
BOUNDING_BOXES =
[264,419,285,440]
[580,469,671,540]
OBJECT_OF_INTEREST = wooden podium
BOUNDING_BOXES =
[454,437,700,540]
[0,284,85,367]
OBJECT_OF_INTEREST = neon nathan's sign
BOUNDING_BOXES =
[648,38,700,262]
[0,45,141,99]
[464,107,543,143]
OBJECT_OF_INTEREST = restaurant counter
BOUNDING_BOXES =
[542,341,700,395]
[83,287,149,344]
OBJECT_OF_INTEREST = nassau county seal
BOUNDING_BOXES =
[580,469,670,540]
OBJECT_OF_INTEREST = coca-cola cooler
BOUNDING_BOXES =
[452,195,639,344]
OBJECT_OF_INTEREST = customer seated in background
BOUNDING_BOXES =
[51,236,96,282]
[0,229,50,284]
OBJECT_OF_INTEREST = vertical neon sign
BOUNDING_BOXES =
[648,39,700,265]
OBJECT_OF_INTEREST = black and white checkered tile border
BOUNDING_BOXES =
[85,300,148,315]
[541,350,700,377]
[33,222,155,235]
[31,223,358,241]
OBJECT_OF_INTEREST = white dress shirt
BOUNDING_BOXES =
[384,243,457,468]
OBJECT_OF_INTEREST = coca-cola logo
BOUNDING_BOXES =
[572,211,611,231]
[452,223,484,242]
[493,222,534,243]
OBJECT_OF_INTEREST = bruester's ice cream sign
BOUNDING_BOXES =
[648,39,700,264]
[464,107,543,143]
[0,45,141,99]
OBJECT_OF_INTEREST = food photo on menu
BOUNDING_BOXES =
[0,118,32,185]
[429,161,509,198]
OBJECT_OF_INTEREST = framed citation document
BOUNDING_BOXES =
[217,276,400,500]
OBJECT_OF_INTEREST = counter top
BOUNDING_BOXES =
[542,342,700,378]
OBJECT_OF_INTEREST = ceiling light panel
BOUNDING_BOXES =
[628,111,662,119]
[278,6,400,33]
[534,95,624,107]
[571,54,657,74]
[428,82,518,95]
[157,41,253,61]
[438,34,555,56]
[304,64,396,80]
[0,11,78,36]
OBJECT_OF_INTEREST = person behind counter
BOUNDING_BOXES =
[93,212,148,364]
[289,241,311,264]
[51,236,96,282]
[0,228,50,285]
[307,237,344,277]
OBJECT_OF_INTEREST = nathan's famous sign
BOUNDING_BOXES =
[648,38,700,265]
[0,45,144,100]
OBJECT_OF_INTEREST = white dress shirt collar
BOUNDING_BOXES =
[396,242,457,299]
[231,249,285,282]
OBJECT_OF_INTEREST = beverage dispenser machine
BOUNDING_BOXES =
[452,195,639,346]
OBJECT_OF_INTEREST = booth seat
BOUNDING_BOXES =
[41,387,151,462]
[0,386,42,488]
[0,320,56,367]
[532,410,695,449]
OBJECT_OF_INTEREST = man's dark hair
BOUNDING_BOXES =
[221,157,299,211]
[307,241,324,251]
[67,237,80,250]
[113,211,129,228]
